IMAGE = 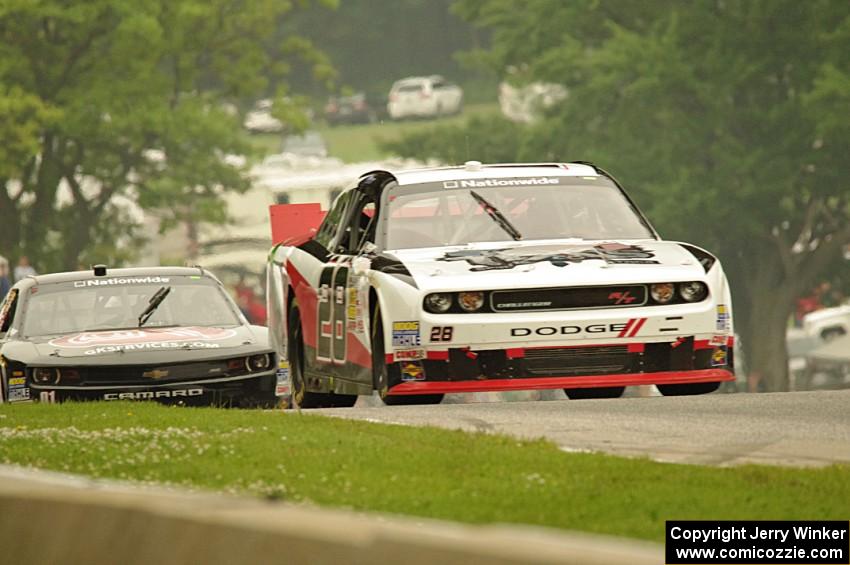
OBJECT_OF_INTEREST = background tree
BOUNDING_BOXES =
[282,0,492,103]
[388,0,850,391]
[0,0,335,272]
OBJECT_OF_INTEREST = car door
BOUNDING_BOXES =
[321,190,378,386]
[313,191,355,368]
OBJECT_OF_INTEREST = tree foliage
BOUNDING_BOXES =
[0,0,333,271]
[388,0,850,391]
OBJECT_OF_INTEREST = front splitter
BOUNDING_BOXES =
[388,369,734,395]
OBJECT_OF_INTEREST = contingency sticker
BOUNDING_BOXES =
[709,334,727,346]
[275,360,291,396]
[716,304,730,331]
[394,348,426,361]
[392,321,421,348]
[7,387,30,402]
[400,362,425,381]
[711,346,728,367]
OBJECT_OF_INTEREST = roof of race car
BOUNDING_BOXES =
[390,162,600,186]
[17,266,212,287]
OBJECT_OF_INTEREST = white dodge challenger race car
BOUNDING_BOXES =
[266,161,734,408]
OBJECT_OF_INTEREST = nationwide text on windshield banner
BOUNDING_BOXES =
[666,520,849,564]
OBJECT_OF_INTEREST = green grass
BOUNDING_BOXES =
[246,102,500,163]
[1,402,847,543]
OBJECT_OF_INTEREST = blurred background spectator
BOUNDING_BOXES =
[0,255,10,301]
[13,255,36,282]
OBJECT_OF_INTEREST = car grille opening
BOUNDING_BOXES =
[491,285,647,312]
[523,346,630,376]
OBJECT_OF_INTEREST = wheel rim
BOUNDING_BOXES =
[375,362,388,399]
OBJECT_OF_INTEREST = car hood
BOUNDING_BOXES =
[4,325,270,366]
[387,240,706,292]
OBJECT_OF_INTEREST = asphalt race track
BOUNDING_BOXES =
[317,390,850,467]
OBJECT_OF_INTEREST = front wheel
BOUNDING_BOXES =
[657,382,720,396]
[565,387,625,400]
[371,306,443,406]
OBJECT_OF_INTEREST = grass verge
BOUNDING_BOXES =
[1,401,847,543]
[246,102,499,163]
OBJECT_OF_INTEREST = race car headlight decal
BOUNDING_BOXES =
[424,293,453,313]
[678,281,708,302]
[246,354,272,372]
[57,369,80,382]
[650,283,675,304]
[32,368,60,385]
[457,291,484,312]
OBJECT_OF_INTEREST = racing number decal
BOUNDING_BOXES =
[430,326,454,342]
[317,265,349,363]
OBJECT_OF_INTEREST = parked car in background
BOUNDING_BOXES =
[387,76,463,120]
[325,93,375,126]
[244,99,284,134]
[0,266,281,407]
[803,303,850,342]
[280,130,328,158]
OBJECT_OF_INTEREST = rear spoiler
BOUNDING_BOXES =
[269,203,326,246]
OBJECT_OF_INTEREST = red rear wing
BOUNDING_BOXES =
[269,203,326,246]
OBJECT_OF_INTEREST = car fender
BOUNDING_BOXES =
[368,270,422,352]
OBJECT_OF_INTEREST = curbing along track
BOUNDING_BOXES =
[0,465,662,565]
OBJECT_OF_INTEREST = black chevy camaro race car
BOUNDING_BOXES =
[0,266,280,407]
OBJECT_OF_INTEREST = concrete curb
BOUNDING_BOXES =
[0,465,663,564]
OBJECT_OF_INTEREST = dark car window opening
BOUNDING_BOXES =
[21,276,241,337]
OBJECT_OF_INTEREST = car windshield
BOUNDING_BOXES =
[381,176,655,250]
[21,275,241,337]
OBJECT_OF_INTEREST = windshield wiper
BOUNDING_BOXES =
[469,190,522,241]
[138,286,171,327]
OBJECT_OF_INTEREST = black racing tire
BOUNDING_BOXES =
[288,303,354,409]
[657,382,721,396]
[371,305,443,406]
[565,387,625,400]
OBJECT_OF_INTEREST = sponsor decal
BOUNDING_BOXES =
[73,276,171,288]
[394,348,426,361]
[400,362,425,381]
[8,377,26,387]
[83,341,221,356]
[716,304,730,330]
[510,319,645,338]
[8,387,30,402]
[608,291,638,305]
[50,327,237,348]
[442,177,560,189]
[711,346,728,367]
[437,243,659,272]
[103,389,204,400]
[392,321,421,347]
[498,301,553,309]
[347,288,357,320]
